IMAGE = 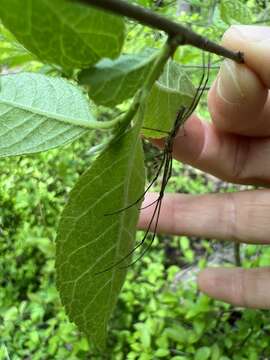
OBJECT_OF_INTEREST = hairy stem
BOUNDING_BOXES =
[77,0,244,63]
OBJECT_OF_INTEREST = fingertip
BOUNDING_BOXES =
[198,267,270,309]
[197,268,231,302]
[222,25,270,89]
[208,25,270,136]
[197,268,216,293]
[217,59,264,106]
[208,45,268,135]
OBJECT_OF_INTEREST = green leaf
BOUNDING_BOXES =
[135,323,151,350]
[219,0,252,25]
[155,349,170,357]
[142,60,195,138]
[163,325,188,344]
[56,121,145,349]
[211,344,221,360]
[195,347,211,360]
[0,0,125,69]
[78,49,158,108]
[0,72,95,157]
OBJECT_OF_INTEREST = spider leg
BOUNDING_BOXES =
[105,148,167,216]
[98,52,212,273]
[121,151,173,268]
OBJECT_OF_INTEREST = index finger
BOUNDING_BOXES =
[209,26,270,136]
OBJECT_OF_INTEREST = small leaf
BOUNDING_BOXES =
[211,344,221,360]
[78,49,158,108]
[56,121,145,349]
[155,349,170,357]
[135,323,151,350]
[195,347,211,360]
[0,73,95,157]
[163,325,188,344]
[219,0,252,25]
[142,60,195,138]
[0,0,125,69]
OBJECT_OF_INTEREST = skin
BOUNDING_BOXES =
[138,25,270,309]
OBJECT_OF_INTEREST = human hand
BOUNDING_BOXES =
[138,25,270,309]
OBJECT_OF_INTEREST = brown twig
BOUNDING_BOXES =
[76,0,244,63]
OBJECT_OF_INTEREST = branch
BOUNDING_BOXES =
[77,0,244,63]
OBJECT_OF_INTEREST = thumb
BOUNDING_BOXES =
[208,25,270,136]
[223,25,270,88]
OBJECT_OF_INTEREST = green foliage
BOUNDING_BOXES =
[1,143,270,358]
[0,0,125,69]
[0,0,269,355]
[0,137,92,359]
[0,72,95,157]
[219,0,253,25]
[0,5,183,345]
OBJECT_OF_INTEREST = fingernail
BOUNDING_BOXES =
[231,25,270,42]
[217,59,244,104]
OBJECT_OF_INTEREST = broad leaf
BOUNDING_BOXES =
[78,49,157,108]
[0,0,125,69]
[219,0,252,25]
[0,72,95,157]
[56,121,145,349]
[142,60,195,138]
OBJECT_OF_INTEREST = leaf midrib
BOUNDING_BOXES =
[107,126,143,323]
[0,97,94,129]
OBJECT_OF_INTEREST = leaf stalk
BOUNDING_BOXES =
[114,36,179,134]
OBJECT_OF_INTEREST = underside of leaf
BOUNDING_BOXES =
[56,122,145,349]
[0,72,95,157]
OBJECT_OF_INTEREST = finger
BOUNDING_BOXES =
[223,26,270,89]
[138,190,270,244]
[208,26,270,136]
[151,115,270,185]
[198,267,270,309]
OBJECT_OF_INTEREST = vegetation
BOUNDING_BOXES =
[0,0,270,359]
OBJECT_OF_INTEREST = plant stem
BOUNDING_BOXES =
[234,243,241,267]
[116,36,178,132]
[77,0,244,63]
[141,36,178,101]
